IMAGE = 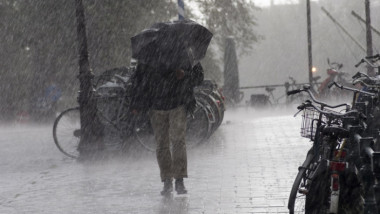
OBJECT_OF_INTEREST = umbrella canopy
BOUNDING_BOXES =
[131,19,213,70]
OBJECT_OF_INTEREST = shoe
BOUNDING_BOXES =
[161,179,173,196]
[175,178,187,194]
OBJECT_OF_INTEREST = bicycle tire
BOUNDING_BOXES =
[305,165,364,214]
[133,100,211,152]
[196,92,220,133]
[337,166,364,214]
[52,107,81,159]
[96,96,123,126]
[186,99,212,146]
[305,170,331,213]
[201,89,225,127]
[288,151,315,214]
[133,114,155,152]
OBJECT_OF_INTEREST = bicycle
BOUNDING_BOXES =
[195,80,225,132]
[53,68,218,157]
[349,55,380,143]
[134,80,226,152]
[314,55,380,213]
[350,55,380,213]
[287,85,367,214]
[133,95,215,152]
[53,69,134,158]
[247,86,285,108]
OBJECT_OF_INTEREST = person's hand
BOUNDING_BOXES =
[175,69,185,80]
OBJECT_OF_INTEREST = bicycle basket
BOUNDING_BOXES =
[300,107,323,140]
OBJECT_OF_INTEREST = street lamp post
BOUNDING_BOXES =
[306,0,313,87]
[365,0,375,76]
[75,0,103,158]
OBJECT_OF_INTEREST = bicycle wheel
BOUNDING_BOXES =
[288,151,315,214]
[186,99,212,147]
[96,96,122,126]
[196,92,221,133]
[52,107,81,159]
[133,115,155,152]
[305,164,363,214]
[337,165,364,214]
[201,89,225,127]
[134,101,212,152]
[305,171,332,214]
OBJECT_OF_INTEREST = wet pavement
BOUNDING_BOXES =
[0,107,311,214]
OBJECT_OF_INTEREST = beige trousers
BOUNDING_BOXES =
[150,105,188,181]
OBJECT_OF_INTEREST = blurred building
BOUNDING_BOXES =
[239,0,380,102]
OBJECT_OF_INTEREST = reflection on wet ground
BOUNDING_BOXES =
[158,195,189,214]
[0,108,310,213]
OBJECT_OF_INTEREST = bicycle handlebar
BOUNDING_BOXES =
[366,54,380,60]
[355,59,365,68]
[352,71,370,80]
[355,57,380,68]
[286,89,301,96]
[329,82,377,97]
[327,82,335,89]
[287,85,349,109]
[299,101,361,119]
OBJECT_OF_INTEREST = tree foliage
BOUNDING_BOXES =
[189,0,259,55]
[0,0,258,120]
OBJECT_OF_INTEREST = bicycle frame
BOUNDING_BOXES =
[289,55,380,213]
[95,80,133,137]
[288,106,349,214]
[353,133,380,213]
[287,86,364,214]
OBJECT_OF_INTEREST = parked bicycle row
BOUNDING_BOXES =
[288,55,380,214]
[246,58,353,108]
[52,67,225,158]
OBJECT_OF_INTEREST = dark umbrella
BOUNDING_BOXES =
[131,19,213,70]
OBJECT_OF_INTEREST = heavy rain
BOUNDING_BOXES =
[1,0,380,213]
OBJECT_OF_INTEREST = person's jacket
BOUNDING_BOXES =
[129,62,204,114]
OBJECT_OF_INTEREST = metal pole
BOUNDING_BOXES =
[178,0,185,20]
[321,7,366,52]
[365,0,375,76]
[75,0,102,158]
[307,0,313,86]
[224,37,241,104]
[351,10,380,37]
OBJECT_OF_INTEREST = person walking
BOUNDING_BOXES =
[130,62,204,195]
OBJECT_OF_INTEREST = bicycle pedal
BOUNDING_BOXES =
[298,188,308,195]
